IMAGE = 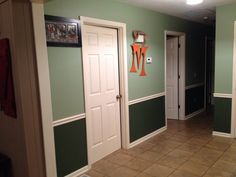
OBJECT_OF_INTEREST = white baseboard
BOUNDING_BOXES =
[128,126,167,148]
[65,165,90,177]
[184,108,205,120]
[212,131,232,138]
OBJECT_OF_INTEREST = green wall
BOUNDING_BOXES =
[214,3,236,133]
[214,98,232,133]
[185,86,205,115]
[48,48,85,120]
[129,96,165,142]
[45,0,212,120]
[54,119,88,177]
[215,4,236,94]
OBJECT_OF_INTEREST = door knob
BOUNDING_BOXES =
[116,94,122,100]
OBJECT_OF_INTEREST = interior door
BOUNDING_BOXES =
[83,25,121,163]
[167,37,179,120]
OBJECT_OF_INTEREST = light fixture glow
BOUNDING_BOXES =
[186,0,203,5]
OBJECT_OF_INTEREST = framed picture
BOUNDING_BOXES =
[134,34,145,43]
[45,15,82,47]
[133,31,146,44]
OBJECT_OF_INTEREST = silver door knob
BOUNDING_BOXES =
[116,94,122,100]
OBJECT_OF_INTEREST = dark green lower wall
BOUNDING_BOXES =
[214,97,232,133]
[54,119,88,177]
[185,86,205,115]
[129,96,165,143]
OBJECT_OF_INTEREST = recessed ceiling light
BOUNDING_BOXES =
[186,0,203,5]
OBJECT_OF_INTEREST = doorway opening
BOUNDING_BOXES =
[205,37,215,111]
[165,31,186,123]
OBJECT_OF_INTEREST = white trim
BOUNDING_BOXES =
[164,31,186,121]
[178,35,186,120]
[165,31,185,36]
[185,82,204,90]
[65,165,90,177]
[129,92,165,105]
[52,113,86,127]
[185,108,205,120]
[231,21,236,138]
[212,131,232,138]
[213,93,232,98]
[80,17,129,167]
[128,126,167,148]
[31,4,57,177]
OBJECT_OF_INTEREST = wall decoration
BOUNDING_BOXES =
[45,15,82,47]
[130,31,149,76]
[133,31,147,44]
[0,38,17,118]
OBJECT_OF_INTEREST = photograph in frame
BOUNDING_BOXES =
[45,15,82,47]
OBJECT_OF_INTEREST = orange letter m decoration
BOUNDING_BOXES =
[130,44,148,76]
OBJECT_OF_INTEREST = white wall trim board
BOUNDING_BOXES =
[81,16,129,167]
[164,31,186,121]
[231,21,236,138]
[129,92,165,105]
[212,131,232,138]
[165,31,185,36]
[65,165,90,177]
[213,93,232,98]
[185,108,205,120]
[128,126,167,149]
[52,113,86,127]
[185,82,205,90]
[31,4,57,177]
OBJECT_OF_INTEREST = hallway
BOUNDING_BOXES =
[84,112,236,177]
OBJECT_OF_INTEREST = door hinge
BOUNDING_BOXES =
[178,75,180,79]
[178,105,180,109]
[178,44,181,48]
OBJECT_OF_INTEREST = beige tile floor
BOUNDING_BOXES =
[84,111,236,177]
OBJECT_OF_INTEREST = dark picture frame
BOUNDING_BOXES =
[44,15,82,47]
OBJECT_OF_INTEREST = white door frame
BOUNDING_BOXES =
[164,31,186,122]
[32,3,57,177]
[231,21,236,138]
[81,16,129,168]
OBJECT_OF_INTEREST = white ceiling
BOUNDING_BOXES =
[115,0,236,25]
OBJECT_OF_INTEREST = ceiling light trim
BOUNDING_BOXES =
[186,0,204,5]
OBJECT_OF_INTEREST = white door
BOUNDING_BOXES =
[83,25,121,163]
[167,37,179,120]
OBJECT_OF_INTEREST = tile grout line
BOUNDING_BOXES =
[200,141,234,177]
[84,113,236,177]
[166,135,211,177]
